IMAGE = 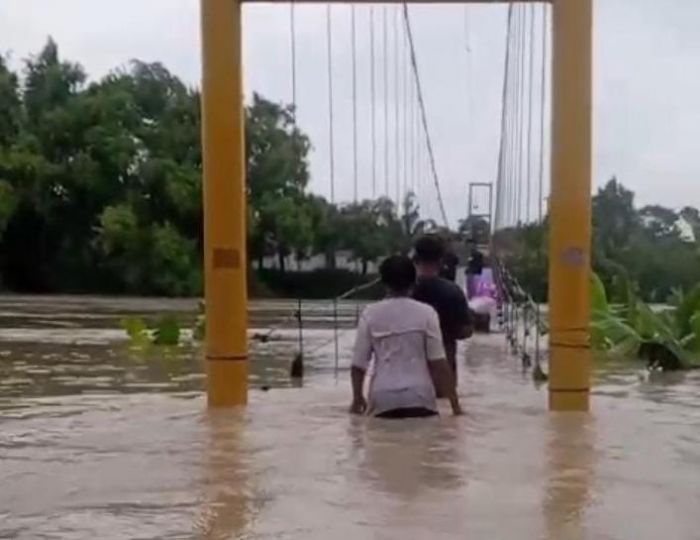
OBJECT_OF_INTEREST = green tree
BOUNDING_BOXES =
[245,94,313,271]
[0,54,20,145]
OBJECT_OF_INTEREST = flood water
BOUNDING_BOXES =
[2,295,700,539]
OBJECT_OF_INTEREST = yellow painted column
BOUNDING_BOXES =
[200,0,248,406]
[548,0,593,411]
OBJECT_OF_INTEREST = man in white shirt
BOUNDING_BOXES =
[350,255,463,418]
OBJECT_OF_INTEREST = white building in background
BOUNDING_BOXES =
[253,250,379,274]
[677,217,696,243]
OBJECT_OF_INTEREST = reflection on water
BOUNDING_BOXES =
[543,414,595,540]
[196,411,255,540]
[1,296,700,539]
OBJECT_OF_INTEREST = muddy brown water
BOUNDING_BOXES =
[1,295,700,539]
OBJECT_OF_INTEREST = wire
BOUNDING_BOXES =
[326,4,336,203]
[402,4,450,229]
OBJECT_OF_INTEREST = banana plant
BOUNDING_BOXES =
[590,272,700,369]
[121,316,183,347]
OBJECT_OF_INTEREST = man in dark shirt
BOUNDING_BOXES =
[467,245,485,276]
[439,250,459,282]
[465,244,485,299]
[412,235,473,391]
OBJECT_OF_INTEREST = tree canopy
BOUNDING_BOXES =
[503,178,700,303]
[0,39,434,295]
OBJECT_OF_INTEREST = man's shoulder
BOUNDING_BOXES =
[425,276,463,294]
[414,276,455,300]
[364,297,431,316]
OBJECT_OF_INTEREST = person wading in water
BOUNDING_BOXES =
[412,235,473,396]
[350,255,463,418]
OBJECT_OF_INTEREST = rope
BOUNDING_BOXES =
[326,4,336,203]
[253,271,378,341]
[402,4,450,229]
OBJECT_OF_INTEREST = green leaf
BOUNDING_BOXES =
[590,272,609,313]
[637,302,677,343]
[681,312,700,354]
[591,310,640,347]
[608,336,642,360]
[153,316,181,346]
[121,317,149,347]
[675,283,700,338]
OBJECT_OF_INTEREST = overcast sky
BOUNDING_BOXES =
[1,0,699,225]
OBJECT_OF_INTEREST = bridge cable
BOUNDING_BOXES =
[402,22,409,200]
[383,6,390,197]
[325,3,340,371]
[493,4,514,234]
[393,7,401,204]
[526,3,536,224]
[520,4,537,366]
[533,3,550,377]
[370,7,377,197]
[351,4,362,325]
[351,4,359,203]
[326,5,336,204]
[408,41,416,195]
[516,5,526,226]
[402,4,450,228]
[290,1,297,119]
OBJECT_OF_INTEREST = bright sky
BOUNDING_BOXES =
[1,0,699,225]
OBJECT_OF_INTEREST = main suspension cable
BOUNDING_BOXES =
[494,4,514,233]
[402,4,450,228]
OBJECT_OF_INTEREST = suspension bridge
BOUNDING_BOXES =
[200,0,591,412]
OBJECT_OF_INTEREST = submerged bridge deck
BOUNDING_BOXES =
[1,297,699,539]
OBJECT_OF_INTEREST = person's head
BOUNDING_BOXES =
[440,251,458,281]
[379,254,417,296]
[413,234,445,277]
